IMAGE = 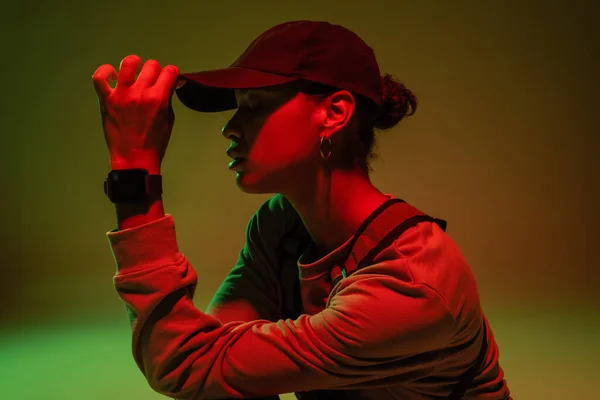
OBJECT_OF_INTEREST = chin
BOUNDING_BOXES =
[234,172,277,195]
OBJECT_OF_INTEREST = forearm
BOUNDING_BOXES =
[116,196,165,230]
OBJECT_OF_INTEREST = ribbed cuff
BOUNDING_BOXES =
[106,214,182,274]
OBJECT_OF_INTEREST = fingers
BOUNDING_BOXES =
[92,64,118,100]
[117,54,142,88]
[94,55,184,101]
[135,59,162,88]
[154,65,181,94]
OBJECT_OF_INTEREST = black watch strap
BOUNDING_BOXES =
[104,169,163,203]
[145,174,163,197]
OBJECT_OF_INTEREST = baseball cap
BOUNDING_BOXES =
[175,20,383,112]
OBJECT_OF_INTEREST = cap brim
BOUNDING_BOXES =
[176,67,299,112]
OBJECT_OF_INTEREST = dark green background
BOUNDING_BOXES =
[1,1,598,398]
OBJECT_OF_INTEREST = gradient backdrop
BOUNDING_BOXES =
[1,1,598,399]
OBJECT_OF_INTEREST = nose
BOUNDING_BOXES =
[221,120,242,141]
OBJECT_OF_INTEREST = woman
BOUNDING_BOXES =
[94,21,511,399]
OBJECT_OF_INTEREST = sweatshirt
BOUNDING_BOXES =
[106,193,511,399]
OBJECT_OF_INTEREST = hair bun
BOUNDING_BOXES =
[373,74,418,130]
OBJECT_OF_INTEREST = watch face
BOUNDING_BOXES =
[108,169,148,203]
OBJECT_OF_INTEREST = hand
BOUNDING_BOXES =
[92,54,186,172]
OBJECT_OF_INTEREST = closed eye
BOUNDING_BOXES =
[239,102,270,114]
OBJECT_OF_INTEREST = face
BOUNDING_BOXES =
[222,83,323,194]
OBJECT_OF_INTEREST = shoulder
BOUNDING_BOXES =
[394,218,450,256]
[246,194,304,244]
[392,219,481,323]
[393,219,467,276]
[254,194,301,230]
[258,193,292,215]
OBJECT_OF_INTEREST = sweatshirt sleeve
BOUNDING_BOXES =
[106,214,454,399]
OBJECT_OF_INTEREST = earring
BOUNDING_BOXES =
[320,136,332,160]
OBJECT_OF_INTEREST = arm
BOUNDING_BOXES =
[107,217,454,399]
[112,193,293,400]
[110,162,286,323]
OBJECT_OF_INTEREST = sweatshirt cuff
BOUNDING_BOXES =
[106,214,182,274]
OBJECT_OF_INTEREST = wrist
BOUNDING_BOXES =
[110,165,161,175]
[116,197,165,230]
[110,155,161,175]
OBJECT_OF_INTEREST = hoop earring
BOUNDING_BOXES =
[320,136,332,160]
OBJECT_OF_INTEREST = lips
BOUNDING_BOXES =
[228,157,246,170]
[226,147,247,160]
[230,156,246,164]
[226,147,248,171]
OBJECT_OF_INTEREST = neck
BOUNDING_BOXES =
[282,167,390,258]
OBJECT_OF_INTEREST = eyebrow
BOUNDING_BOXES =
[236,90,274,105]
[236,90,256,101]
[240,89,267,99]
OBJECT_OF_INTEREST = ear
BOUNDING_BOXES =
[322,90,356,137]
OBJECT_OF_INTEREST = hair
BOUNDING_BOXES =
[299,74,417,174]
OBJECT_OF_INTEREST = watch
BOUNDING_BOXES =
[103,168,163,204]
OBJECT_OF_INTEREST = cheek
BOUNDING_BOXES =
[251,111,317,166]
